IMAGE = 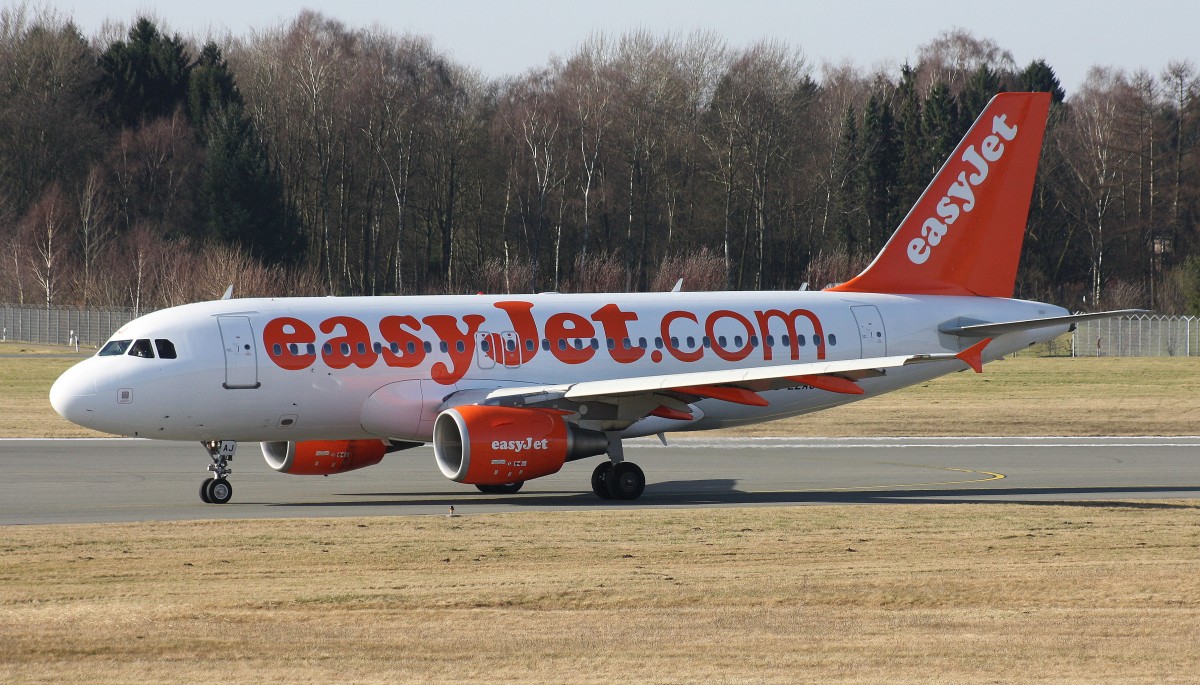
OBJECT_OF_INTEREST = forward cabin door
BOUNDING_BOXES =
[850,305,887,358]
[218,316,260,389]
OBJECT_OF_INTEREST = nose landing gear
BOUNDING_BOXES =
[199,440,236,504]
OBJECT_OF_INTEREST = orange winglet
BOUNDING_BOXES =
[650,405,694,421]
[956,338,992,373]
[787,374,865,395]
[674,384,769,407]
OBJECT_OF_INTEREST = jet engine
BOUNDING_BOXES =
[433,406,609,485]
[261,439,388,475]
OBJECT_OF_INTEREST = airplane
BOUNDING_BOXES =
[49,92,1138,504]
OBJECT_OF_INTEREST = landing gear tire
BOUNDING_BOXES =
[606,462,645,501]
[205,478,233,504]
[200,440,235,504]
[476,482,524,495]
[591,462,614,499]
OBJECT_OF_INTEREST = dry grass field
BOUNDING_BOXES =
[0,344,98,438]
[2,505,1199,684]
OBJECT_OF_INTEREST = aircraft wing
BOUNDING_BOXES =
[482,340,989,412]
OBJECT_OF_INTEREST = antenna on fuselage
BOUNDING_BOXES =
[671,278,683,293]
[221,284,234,300]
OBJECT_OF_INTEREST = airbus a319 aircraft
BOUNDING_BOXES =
[50,92,1134,504]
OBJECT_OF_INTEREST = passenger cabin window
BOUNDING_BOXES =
[99,340,132,356]
[128,339,154,358]
[155,339,177,359]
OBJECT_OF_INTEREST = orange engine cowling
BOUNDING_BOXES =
[433,406,609,485]
[261,439,388,475]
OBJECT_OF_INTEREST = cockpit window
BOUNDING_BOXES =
[128,339,155,358]
[155,339,177,359]
[98,340,132,356]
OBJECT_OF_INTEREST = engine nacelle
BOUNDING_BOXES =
[433,406,609,485]
[261,439,388,475]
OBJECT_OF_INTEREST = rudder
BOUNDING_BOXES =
[829,92,1052,297]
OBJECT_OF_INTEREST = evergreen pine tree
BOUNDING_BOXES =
[922,82,959,177]
[188,42,242,138]
[892,65,925,226]
[862,92,898,253]
[958,65,1002,136]
[199,107,301,265]
[98,18,192,129]
[832,104,863,253]
[1018,59,1067,103]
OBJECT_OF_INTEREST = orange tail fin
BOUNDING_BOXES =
[829,92,1051,297]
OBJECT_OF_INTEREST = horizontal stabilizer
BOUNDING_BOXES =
[955,338,991,373]
[940,310,1149,338]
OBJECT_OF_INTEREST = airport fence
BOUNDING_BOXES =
[0,303,143,348]
[1071,314,1197,357]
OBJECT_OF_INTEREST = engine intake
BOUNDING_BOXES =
[261,439,388,475]
[433,406,609,485]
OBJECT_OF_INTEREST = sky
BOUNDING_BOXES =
[58,0,1200,96]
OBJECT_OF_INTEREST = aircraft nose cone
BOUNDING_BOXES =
[49,366,97,425]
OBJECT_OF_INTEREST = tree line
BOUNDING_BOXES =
[1,7,1198,314]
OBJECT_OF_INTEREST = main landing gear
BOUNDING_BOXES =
[199,440,236,504]
[591,460,646,501]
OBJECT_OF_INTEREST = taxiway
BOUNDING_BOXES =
[2,436,1198,524]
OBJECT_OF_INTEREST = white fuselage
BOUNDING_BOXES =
[49,290,1069,442]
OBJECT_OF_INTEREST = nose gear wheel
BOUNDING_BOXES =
[199,440,236,504]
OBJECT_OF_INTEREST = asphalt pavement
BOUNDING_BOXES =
[3,436,1198,524]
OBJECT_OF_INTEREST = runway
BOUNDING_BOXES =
[2,436,1199,524]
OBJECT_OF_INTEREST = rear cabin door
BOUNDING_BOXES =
[850,305,887,357]
[218,316,260,389]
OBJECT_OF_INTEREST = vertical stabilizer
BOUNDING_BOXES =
[829,92,1051,297]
